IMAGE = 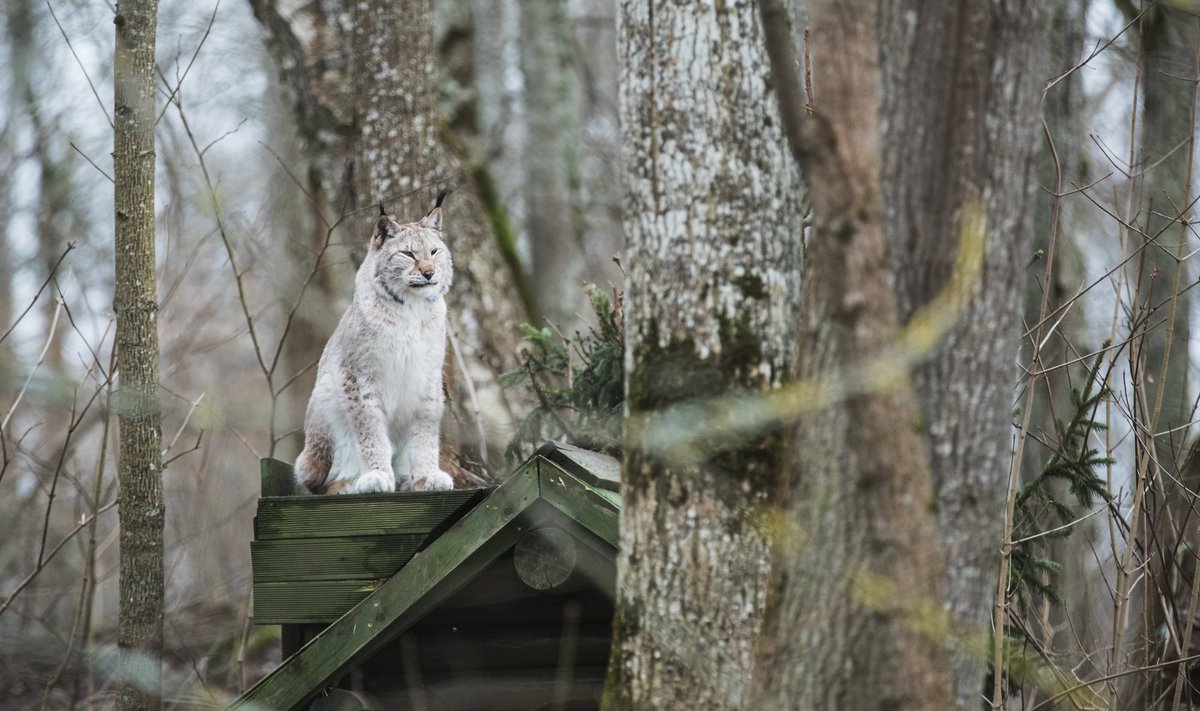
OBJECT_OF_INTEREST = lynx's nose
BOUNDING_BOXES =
[422,269,435,281]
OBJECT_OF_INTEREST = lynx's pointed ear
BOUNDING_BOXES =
[418,189,450,231]
[373,213,397,248]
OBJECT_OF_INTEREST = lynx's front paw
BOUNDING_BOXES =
[408,470,454,492]
[342,469,394,494]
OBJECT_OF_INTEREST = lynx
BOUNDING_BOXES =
[294,193,455,494]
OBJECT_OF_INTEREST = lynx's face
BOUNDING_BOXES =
[369,204,452,303]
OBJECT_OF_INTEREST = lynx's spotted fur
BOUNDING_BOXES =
[295,194,454,494]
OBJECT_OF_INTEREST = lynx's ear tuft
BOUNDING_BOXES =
[419,190,448,232]
[373,214,396,247]
[379,201,388,216]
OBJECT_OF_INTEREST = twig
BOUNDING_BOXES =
[200,117,249,157]
[45,1,112,127]
[36,372,108,570]
[1035,651,1200,710]
[1011,504,1111,547]
[70,142,114,183]
[163,431,204,468]
[40,375,113,707]
[1167,18,1200,710]
[1108,31,1145,692]
[1045,7,1148,94]
[273,358,319,398]
[265,221,340,380]
[162,392,206,459]
[259,141,332,229]
[170,94,272,382]
[0,242,75,348]
[155,0,221,124]
[449,327,489,471]
[0,500,118,618]
[1,298,64,433]
[523,352,577,443]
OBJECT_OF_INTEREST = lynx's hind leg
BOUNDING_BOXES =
[295,432,333,493]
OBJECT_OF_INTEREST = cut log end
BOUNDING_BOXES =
[514,527,577,591]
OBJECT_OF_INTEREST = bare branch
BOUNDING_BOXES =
[155,0,222,124]
[1,298,64,433]
[0,242,75,348]
[70,142,114,183]
[45,1,113,127]
[0,500,118,619]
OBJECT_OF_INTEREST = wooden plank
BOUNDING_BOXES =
[261,458,299,497]
[537,459,620,547]
[254,489,485,540]
[234,464,544,711]
[251,534,426,583]
[536,442,621,492]
[254,580,385,624]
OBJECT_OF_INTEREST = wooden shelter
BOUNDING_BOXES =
[233,443,620,711]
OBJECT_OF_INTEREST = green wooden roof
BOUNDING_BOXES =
[233,443,620,711]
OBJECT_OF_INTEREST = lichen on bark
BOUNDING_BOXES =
[604,1,804,708]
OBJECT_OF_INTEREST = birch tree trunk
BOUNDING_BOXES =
[602,1,804,707]
[113,0,164,708]
[752,0,950,706]
[248,0,528,464]
[879,1,1047,705]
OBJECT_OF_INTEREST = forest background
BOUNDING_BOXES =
[1,0,1198,709]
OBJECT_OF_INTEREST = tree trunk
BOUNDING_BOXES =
[602,1,804,708]
[879,1,1048,705]
[248,0,529,468]
[113,0,164,708]
[518,0,587,327]
[570,0,623,290]
[1136,3,1195,464]
[752,0,951,707]
[1133,5,1198,704]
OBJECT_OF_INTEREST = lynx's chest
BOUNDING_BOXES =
[355,299,447,415]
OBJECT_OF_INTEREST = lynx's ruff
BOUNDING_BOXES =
[295,195,454,494]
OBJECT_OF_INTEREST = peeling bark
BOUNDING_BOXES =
[603,1,804,708]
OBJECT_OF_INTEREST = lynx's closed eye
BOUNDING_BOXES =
[430,248,439,255]
[401,250,415,259]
